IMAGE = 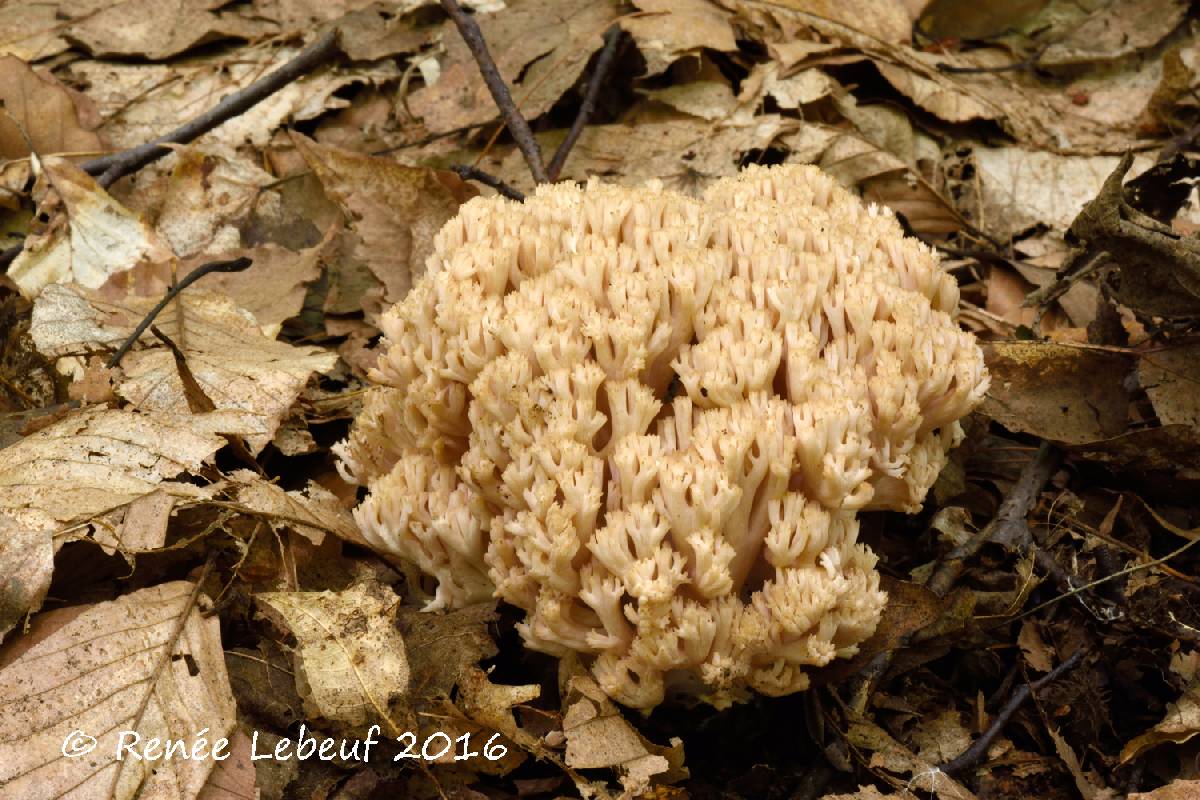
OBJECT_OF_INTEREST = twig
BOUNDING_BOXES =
[87,31,340,188]
[438,0,548,184]
[929,442,1063,595]
[106,257,253,369]
[546,25,623,181]
[936,45,1048,75]
[450,164,525,200]
[846,442,1062,713]
[0,32,340,274]
[937,648,1087,775]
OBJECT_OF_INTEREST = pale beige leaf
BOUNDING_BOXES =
[744,0,914,43]
[9,155,175,298]
[0,406,226,532]
[0,56,104,161]
[96,488,177,554]
[411,0,620,129]
[561,671,684,796]
[30,284,336,452]
[848,716,977,800]
[642,81,738,121]
[178,243,325,337]
[911,710,973,765]
[0,581,236,800]
[257,581,409,730]
[965,147,1152,239]
[1018,620,1054,672]
[0,514,53,638]
[291,134,476,303]
[0,5,72,60]
[622,0,738,75]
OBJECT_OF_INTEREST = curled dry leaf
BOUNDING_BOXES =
[1131,780,1200,799]
[30,284,337,452]
[1139,343,1200,431]
[0,580,237,800]
[8,156,175,299]
[291,133,477,305]
[256,580,410,733]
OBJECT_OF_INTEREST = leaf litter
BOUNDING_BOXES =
[2,0,1200,798]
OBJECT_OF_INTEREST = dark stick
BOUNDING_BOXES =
[937,648,1087,775]
[105,257,253,369]
[546,25,623,181]
[450,164,525,201]
[928,441,1063,595]
[846,442,1062,713]
[1,32,340,274]
[88,30,340,189]
[438,0,548,184]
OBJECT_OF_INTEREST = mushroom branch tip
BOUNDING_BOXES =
[336,164,989,710]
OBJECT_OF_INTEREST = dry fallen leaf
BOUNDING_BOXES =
[0,580,237,800]
[847,715,977,800]
[226,470,361,547]
[1121,650,1200,762]
[1139,343,1200,431]
[411,0,621,130]
[291,133,476,304]
[1130,780,1200,799]
[8,155,175,298]
[980,342,1133,445]
[257,580,410,733]
[63,0,272,60]
[960,148,1153,240]
[621,0,738,76]
[560,669,685,797]
[67,48,399,152]
[30,284,336,452]
[0,55,104,162]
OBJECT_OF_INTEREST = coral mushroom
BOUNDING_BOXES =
[337,164,988,710]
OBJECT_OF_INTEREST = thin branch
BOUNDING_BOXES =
[450,164,525,201]
[937,648,1087,775]
[438,0,548,184]
[929,441,1063,595]
[846,442,1062,713]
[87,30,340,188]
[546,25,623,181]
[106,257,253,369]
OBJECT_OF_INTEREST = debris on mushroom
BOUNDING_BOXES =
[336,164,989,710]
